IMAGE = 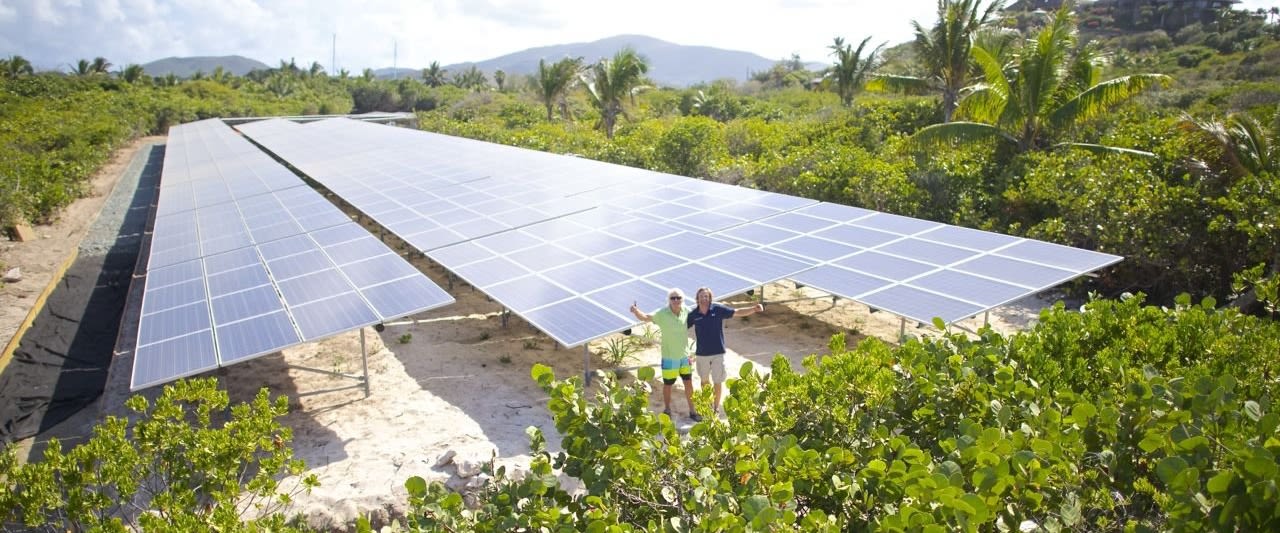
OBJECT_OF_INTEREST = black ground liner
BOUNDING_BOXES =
[0,145,162,443]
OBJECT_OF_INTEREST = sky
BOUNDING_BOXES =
[2,0,1278,73]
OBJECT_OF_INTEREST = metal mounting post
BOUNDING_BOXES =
[360,327,370,396]
[583,345,592,386]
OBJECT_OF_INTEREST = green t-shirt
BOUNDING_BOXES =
[652,306,690,360]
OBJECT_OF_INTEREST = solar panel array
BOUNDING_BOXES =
[134,119,454,390]
[238,118,1121,347]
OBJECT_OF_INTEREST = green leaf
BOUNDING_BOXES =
[1139,433,1165,453]
[933,317,946,330]
[1207,471,1235,495]
[405,476,427,497]
[637,366,655,381]
[743,495,770,520]
[1244,457,1277,477]
[1157,456,1189,484]
[1071,402,1096,425]
[532,363,554,386]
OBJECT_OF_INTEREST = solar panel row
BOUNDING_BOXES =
[237,118,1121,347]
[133,119,454,390]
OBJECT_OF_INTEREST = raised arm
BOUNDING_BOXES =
[629,301,653,323]
[734,302,764,317]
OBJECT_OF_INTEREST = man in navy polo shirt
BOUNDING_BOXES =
[686,286,762,415]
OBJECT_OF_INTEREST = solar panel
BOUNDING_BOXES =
[237,118,1121,345]
[133,120,454,390]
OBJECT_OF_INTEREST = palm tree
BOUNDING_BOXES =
[535,57,583,121]
[909,4,1169,155]
[1,55,34,78]
[583,48,649,139]
[72,59,93,76]
[90,57,112,74]
[120,64,146,83]
[421,61,447,87]
[309,61,325,77]
[872,0,1005,122]
[827,36,885,107]
[1183,111,1279,181]
[493,69,506,92]
[452,66,487,91]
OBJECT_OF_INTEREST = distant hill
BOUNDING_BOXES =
[142,55,270,78]
[380,35,810,87]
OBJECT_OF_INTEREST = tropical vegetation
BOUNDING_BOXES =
[2,0,1280,529]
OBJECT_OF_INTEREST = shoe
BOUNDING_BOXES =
[662,408,673,418]
[689,412,703,422]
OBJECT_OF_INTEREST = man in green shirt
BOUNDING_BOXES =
[629,288,701,422]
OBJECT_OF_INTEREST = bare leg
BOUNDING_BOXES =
[713,382,723,412]
[662,383,673,413]
[683,378,697,414]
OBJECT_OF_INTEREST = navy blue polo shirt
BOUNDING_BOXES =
[686,303,735,355]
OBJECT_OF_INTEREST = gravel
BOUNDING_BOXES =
[79,143,162,257]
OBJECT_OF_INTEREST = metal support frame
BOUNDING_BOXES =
[899,317,907,340]
[286,327,371,396]
[583,345,592,386]
[501,308,510,328]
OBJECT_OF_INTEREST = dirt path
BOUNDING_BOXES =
[0,136,164,361]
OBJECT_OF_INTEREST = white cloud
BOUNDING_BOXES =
[4,0,1275,74]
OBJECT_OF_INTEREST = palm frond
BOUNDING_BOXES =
[1050,74,1170,129]
[1055,142,1158,159]
[906,121,1016,152]
[867,74,932,94]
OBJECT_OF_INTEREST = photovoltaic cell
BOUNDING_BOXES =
[648,263,754,301]
[486,275,574,312]
[361,276,453,318]
[835,251,937,282]
[290,291,380,341]
[522,298,634,348]
[951,255,1077,290]
[769,236,860,262]
[791,265,893,299]
[877,239,978,267]
[542,260,632,294]
[860,285,985,325]
[597,246,684,277]
[909,270,1028,308]
[584,278,670,317]
[217,312,302,361]
[648,232,739,261]
[701,247,814,286]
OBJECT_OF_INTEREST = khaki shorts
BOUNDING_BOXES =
[696,353,726,383]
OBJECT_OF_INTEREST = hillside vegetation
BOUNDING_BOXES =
[1,1,1279,530]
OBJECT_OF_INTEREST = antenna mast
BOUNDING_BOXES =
[332,33,336,75]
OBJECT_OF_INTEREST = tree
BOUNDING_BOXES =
[1,55,34,78]
[90,56,111,74]
[583,48,650,139]
[910,4,1170,155]
[872,0,1006,122]
[120,63,146,84]
[0,378,316,531]
[1183,111,1280,180]
[827,36,886,107]
[71,58,93,76]
[535,57,583,121]
[493,69,506,91]
[421,61,447,87]
[308,61,325,77]
[452,65,488,91]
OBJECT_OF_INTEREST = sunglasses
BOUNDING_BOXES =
[669,295,683,301]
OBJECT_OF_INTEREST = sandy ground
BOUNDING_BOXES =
[5,138,1052,531]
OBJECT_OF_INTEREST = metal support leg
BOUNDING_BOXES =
[583,345,592,386]
[983,311,990,327]
[757,285,764,306]
[899,317,906,340]
[501,308,509,328]
[360,328,370,396]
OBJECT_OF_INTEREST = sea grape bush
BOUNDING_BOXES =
[397,296,1280,531]
[0,378,316,532]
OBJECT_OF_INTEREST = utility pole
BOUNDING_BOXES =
[393,40,398,80]
[332,33,336,75]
